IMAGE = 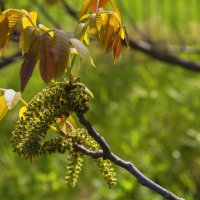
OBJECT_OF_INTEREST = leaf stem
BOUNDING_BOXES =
[19,98,28,106]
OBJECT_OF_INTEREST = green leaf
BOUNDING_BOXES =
[69,38,95,67]
[74,23,87,40]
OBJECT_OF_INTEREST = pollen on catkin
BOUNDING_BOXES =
[67,128,117,188]
[10,82,90,159]
[65,151,84,188]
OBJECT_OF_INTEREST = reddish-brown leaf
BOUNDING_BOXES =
[52,30,70,79]
[122,26,130,49]
[39,34,55,83]
[105,31,116,53]
[89,0,109,12]
[113,35,122,64]
[89,0,98,12]
[99,0,109,8]
[0,14,9,55]
[79,0,91,19]
[20,36,40,91]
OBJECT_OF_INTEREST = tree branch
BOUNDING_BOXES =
[77,114,184,200]
[74,144,103,158]
[128,40,200,72]
[31,0,61,29]
[0,52,22,69]
[0,0,5,11]
[60,0,78,20]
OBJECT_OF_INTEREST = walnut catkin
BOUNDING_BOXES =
[10,82,90,158]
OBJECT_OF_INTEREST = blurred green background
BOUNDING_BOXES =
[0,0,200,199]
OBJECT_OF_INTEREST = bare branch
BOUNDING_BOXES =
[0,52,22,69]
[74,144,103,158]
[60,0,78,20]
[0,0,5,11]
[128,40,200,72]
[77,114,184,200]
[31,0,61,29]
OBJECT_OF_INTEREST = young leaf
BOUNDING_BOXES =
[108,0,121,22]
[74,23,87,40]
[4,89,21,110]
[66,115,77,130]
[19,26,36,56]
[21,11,37,29]
[0,95,8,120]
[89,0,98,12]
[79,0,91,19]
[90,0,109,12]
[79,0,110,19]
[20,35,41,91]
[51,30,70,78]
[0,9,37,56]
[113,35,122,64]
[69,38,95,67]
[7,11,23,40]
[99,0,109,8]
[122,26,130,48]
[0,14,9,56]
[39,33,55,83]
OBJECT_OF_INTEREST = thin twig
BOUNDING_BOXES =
[77,114,184,200]
[74,144,103,159]
[0,52,22,69]
[60,0,78,20]
[128,40,200,72]
[31,0,61,29]
[0,0,5,11]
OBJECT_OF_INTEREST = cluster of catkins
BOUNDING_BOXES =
[10,82,117,187]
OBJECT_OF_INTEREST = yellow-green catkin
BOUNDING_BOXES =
[65,152,84,188]
[68,128,117,188]
[10,82,90,159]
[96,158,117,187]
